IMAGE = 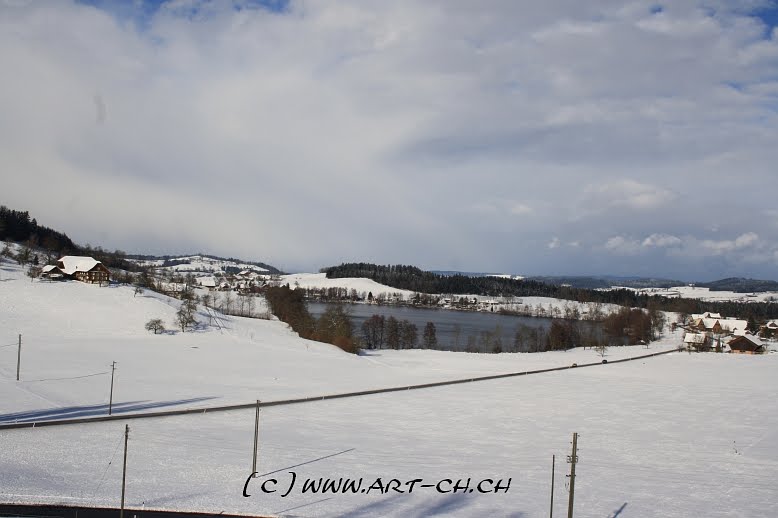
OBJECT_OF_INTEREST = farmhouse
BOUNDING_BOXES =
[42,256,110,284]
[761,320,778,337]
[727,334,764,355]
[684,332,709,351]
[40,264,63,280]
[690,316,748,335]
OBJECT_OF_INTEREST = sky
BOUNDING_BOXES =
[1,0,778,280]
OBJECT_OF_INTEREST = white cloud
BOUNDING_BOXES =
[510,203,533,215]
[642,233,683,248]
[0,1,777,279]
[604,236,641,255]
[700,232,760,254]
[583,180,677,211]
[548,237,560,249]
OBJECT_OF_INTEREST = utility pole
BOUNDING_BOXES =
[567,432,579,518]
[550,454,555,518]
[109,361,116,415]
[120,424,129,518]
[252,400,261,476]
[16,334,21,381]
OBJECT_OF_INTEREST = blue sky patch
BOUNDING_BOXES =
[77,0,289,30]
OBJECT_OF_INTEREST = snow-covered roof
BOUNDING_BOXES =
[693,317,747,334]
[727,333,763,347]
[41,265,58,273]
[684,333,707,344]
[197,276,217,288]
[692,312,722,320]
[57,256,103,275]
[765,320,778,329]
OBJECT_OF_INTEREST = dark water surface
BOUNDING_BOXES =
[308,301,600,351]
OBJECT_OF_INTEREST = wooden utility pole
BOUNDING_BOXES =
[550,454,555,518]
[120,424,129,518]
[567,432,579,518]
[252,400,261,476]
[16,334,21,381]
[109,361,116,415]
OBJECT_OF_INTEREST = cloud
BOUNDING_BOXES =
[604,236,642,255]
[642,233,683,248]
[510,203,533,215]
[583,180,677,211]
[700,232,760,254]
[547,237,560,249]
[1,1,777,279]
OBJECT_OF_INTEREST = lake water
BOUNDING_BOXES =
[308,302,599,352]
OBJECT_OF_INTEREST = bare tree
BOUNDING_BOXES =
[221,291,235,315]
[176,292,198,332]
[145,318,166,334]
[26,265,41,282]
[16,247,31,267]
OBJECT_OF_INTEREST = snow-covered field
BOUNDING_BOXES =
[2,259,777,517]
[281,273,415,300]
[618,285,778,303]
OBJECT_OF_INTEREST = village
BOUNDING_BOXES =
[679,312,776,354]
[26,250,778,355]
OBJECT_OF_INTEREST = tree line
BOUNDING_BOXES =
[1,205,138,271]
[264,285,358,353]
[322,263,778,321]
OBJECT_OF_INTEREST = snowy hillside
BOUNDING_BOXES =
[616,285,778,303]
[1,257,778,517]
[129,254,275,275]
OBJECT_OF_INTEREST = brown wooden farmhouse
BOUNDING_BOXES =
[728,335,764,355]
[49,256,110,284]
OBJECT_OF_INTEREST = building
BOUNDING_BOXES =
[761,320,778,337]
[40,264,64,280]
[727,334,765,354]
[684,332,709,351]
[47,256,110,284]
[690,316,748,335]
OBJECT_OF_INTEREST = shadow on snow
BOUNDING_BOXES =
[0,396,217,424]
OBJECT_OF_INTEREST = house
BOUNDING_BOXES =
[727,334,765,354]
[690,316,748,336]
[197,276,217,290]
[42,256,110,284]
[40,264,64,280]
[684,332,709,351]
[761,320,778,337]
[692,312,722,320]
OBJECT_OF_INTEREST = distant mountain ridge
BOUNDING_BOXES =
[696,277,778,293]
[435,271,778,293]
[528,276,683,290]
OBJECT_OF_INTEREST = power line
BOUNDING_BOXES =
[20,371,109,383]
[92,429,126,496]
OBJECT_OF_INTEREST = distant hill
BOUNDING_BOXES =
[527,276,683,290]
[433,270,682,290]
[127,253,283,275]
[696,277,778,293]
